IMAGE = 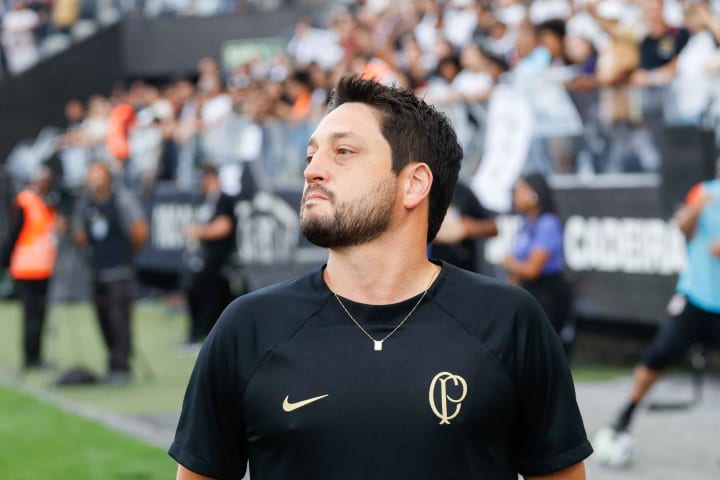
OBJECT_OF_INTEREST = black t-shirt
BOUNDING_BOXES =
[431,182,492,272]
[199,192,236,264]
[640,27,690,70]
[169,263,592,479]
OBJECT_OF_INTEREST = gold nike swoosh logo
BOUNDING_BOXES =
[282,394,329,412]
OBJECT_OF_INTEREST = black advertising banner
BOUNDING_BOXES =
[140,177,683,325]
[135,183,326,289]
[485,176,682,325]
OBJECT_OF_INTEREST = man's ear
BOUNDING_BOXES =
[401,162,433,209]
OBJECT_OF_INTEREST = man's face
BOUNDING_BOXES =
[86,164,111,197]
[642,0,664,24]
[300,102,398,248]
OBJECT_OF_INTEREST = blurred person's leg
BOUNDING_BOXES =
[612,298,706,431]
[186,269,215,343]
[16,279,50,368]
[104,277,132,376]
[198,269,224,339]
[93,278,115,361]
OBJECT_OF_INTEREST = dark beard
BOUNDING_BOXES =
[300,177,396,248]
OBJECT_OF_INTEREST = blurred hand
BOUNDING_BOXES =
[185,224,204,240]
[54,215,67,236]
[706,53,720,73]
[502,253,515,270]
[629,69,650,87]
[434,211,467,244]
[710,240,720,257]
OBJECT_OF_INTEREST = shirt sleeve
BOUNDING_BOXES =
[456,183,490,220]
[70,194,87,237]
[510,292,593,476]
[214,193,236,220]
[529,214,563,256]
[116,188,146,236]
[169,306,248,479]
[684,182,705,207]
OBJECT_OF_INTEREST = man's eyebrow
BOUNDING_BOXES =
[307,131,358,148]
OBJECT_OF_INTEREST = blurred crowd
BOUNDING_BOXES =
[6,0,720,198]
[0,0,251,77]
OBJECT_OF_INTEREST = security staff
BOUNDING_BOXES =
[1,166,59,369]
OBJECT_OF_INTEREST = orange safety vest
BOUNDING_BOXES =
[106,103,136,161]
[9,189,57,280]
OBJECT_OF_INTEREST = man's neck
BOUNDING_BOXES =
[323,232,440,305]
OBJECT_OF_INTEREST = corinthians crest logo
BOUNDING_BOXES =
[428,372,468,425]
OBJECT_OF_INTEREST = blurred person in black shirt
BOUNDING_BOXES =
[631,0,690,87]
[431,181,497,272]
[72,162,149,384]
[182,165,236,347]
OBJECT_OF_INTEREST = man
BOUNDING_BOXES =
[432,180,498,272]
[630,0,689,87]
[72,162,148,384]
[1,166,59,370]
[610,178,720,433]
[170,76,591,479]
[183,164,236,347]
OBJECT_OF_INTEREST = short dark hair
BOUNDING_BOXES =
[200,164,219,177]
[537,19,566,39]
[327,75,463,243]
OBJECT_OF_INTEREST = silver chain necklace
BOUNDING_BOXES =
[333,269,439,351]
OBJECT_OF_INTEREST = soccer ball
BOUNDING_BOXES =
[592,426,636,468]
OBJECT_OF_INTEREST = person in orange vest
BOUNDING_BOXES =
[1,166,61,370]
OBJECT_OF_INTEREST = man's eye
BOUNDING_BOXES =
[305,153,315,163]
[337,148,352,155]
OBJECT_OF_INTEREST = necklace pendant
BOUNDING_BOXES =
[374,340,383,351]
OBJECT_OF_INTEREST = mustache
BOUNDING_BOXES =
[302,184,335,203]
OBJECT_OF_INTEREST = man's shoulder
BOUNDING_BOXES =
[216,267,330,334]
[435,264,546,343]
[436,263,538,319]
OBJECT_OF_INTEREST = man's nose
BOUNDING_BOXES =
[303,150,329,183]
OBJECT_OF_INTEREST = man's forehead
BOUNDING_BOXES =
[308,103,382,146]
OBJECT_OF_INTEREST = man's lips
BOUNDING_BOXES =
[305,192,328,202]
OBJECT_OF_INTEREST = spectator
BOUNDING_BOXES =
[667,2,720,122]
[442,0,477,48]
[452,43,496,102]
[537,18,568,67]
[182,164,236,348]
[0,166,61,370]
[287,16,342,70]
[503,173,574,356]
[510,18,552,76]
[72,162,149,384]
[1,1,40,74]
[474,7,515,59]
[630,0,690,87]
[106,84,141,169]
[564,19,600,92]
